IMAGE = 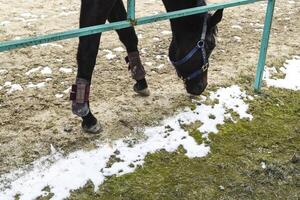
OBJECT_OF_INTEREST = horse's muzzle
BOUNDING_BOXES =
[185,79,207,96]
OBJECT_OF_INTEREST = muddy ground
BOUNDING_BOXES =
[0,0,299,175]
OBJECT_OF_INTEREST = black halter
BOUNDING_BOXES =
[170,14,209,82]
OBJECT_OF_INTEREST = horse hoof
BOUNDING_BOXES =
[134,79,150,96]
[82,122,103,134]
[135,87,150,96]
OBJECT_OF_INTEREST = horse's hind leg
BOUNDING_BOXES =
[108,0,150,96]
[73,0,117,134]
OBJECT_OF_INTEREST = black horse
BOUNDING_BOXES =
[70,0,223,133]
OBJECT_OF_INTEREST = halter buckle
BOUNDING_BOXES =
[203,63,209,72]
[197,40,205,48]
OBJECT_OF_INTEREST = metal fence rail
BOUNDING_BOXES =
[0,0,276,91]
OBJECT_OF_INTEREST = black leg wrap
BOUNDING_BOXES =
[126,51,146,81]
[70,78,90,117]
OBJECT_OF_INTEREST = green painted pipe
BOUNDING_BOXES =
[127,0,136,22]
[254,0,276,92]
[0,0,264,52]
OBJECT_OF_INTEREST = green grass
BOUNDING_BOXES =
[67,88,300,200]
[180,121,204,145]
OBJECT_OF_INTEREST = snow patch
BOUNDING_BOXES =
[0,85,252,200]
[59,68,73,74]
[161,30,172,35]
[137,34,143,39]
[231,25,243,30]
[33,43,63,49]
[63,87,71,94]
[25,67,42,76]
[41,67,52,75]
[145,62,153,66]
[264,56,300,90]
[58,11,77,17]
[233,36,241,42]
[0,21,10,26]
[7,84,23,94]
[0,69,8,75]
[113,47,125,52]
[55,94,64,98]
[103,50,116,60]
[4,82,12,87]
[45,78,52,82]
[26,82,46,89]
[20,13,37,18]
[261,162,266,169]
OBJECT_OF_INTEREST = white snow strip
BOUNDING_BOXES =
[20,13,37,18]
[156,64,165,69]
[156,55,162,60]
[55,94,64,98]
[13,36,22,40]
[161,30,172,35]
[103,50,116,59]
[0,21,10,26]
[0,69,8,75]
[113,47,125,52]
[25,67,42,76]
[13,17,26,22]
[26,82,46,89]
[63,87,71,94]
[145,62,153,66]
[137,34,143,39]
[261,162,266,169]
[7,84,23,94]
[38,43,63,48]
[56,59,63,63]
[45,78,52,82]
[59,68,73,74]
[25,19,37,23]
[58,11,77,17]
[141,48,147,54]
[32,44,63,49]
[231,25,243,30]
[233,36,241,42]
[0,85,252,200]
[263,56,300,90]
[41,67,52,75]
[105,53,116,60]
[4,81,12,87]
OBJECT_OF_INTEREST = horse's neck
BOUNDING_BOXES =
[170,14,204,44]
[164,0,206,41]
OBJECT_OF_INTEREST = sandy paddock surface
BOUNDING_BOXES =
[0,0,299,175]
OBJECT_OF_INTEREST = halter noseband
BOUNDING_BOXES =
[171,14,209,82]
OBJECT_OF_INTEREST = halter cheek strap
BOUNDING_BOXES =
[170,15,209,81]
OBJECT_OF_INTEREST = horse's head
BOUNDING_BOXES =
[168,8,223,95]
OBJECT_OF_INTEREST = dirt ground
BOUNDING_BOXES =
[0,0,299,175]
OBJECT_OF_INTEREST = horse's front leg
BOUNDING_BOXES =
[108,0,150,96]
[72,0,117,134]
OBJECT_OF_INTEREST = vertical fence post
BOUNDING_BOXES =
[127,0,136,24]
[254,0,276,92]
